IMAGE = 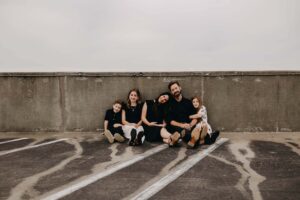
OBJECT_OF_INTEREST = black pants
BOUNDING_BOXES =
[108,126,124,136]
[143,125,163,142]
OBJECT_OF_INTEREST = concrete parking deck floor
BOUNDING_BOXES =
[0,132,299,200]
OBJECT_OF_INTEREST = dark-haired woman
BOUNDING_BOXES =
[122,89,144,146]
[141,92,173,144]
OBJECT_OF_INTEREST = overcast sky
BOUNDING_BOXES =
[0,0,299,72]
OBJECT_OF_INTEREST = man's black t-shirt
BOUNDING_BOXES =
[104,109,122,129]
[167,97,196,124]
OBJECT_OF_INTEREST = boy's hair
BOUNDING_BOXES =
[113,100,122,107]
[191,96,203,112]
[168,81,180,90]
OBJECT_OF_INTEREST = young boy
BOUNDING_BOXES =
[104,100,125,143]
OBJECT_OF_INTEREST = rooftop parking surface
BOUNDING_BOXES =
[0,132,299,200]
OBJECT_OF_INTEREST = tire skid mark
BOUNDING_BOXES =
[7,139,83,200]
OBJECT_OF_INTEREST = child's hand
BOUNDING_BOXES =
[113,123,122,128]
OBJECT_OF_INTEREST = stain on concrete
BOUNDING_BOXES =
[0,139,34,151]
[228,140,266,200]
[34,140,112,195]
[8,139,83,200]
[287,142,299,149]
[151,156,245,200]
[123,148,188,200]
[250,141,300,200]
[61,148,181,200]
[0,142,74,200]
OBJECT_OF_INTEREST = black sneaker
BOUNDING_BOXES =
[210,130,220,144]
[135,131,144,146]
[129,129,137,146]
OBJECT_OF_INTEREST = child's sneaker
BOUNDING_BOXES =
[114,133,125,143]
[135,131,144,146]
[210,130,220,143]
[104,130,114,144]
[129,129,137,146]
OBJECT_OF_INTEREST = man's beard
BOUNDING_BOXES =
[173,91,181,98]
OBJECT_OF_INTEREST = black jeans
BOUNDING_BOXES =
[108,126,124,136]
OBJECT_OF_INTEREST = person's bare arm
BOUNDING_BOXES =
[122,110,129,125]
[170,120,188,129]
[190,119,197,128]
[189,113,201,119]
[104,120,108,132]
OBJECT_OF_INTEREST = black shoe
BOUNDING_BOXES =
[135,131,144,146]
[129,129,137,146]
[210,130,220,144]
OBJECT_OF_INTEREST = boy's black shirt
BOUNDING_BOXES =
[104,109,122,129]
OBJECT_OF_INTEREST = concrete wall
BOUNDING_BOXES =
[0,72,299,132]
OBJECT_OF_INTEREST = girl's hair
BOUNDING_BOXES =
[127,88,141,107]
[191,96,203,112]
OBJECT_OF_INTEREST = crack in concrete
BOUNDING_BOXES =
[208,154,251,200]
[7,139,83,200]
[122,148,187,200]
[228,141,266,200]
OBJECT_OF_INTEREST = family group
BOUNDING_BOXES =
[103,81,220,149]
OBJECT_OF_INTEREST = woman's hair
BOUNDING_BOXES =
[127,88,141,107]
[152,92,171,119]
[191,96,203,112]
[156,92,171,103]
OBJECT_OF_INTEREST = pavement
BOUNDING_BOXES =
[0,132,299,200]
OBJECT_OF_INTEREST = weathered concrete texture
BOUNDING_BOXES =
[205,76,278,132]
[0,141,74,200]
[62,147,188,200]
[0,72,299,132]
[0,77,62,132]
[0,139,34,151]
[151,156,246,200]
[250,141,300,200]
[278,76,300,132]
[0,132,299,200]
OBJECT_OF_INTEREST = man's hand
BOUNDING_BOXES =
[182,123,191,130]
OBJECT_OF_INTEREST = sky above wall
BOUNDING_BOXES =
[0,0,299,72]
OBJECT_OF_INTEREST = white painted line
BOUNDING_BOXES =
[40,144,168,200]
[0,138,28,145]
[0,139,68,156]
[130,138,229,200]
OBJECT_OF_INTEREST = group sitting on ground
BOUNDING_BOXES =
[103,81,220,148]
